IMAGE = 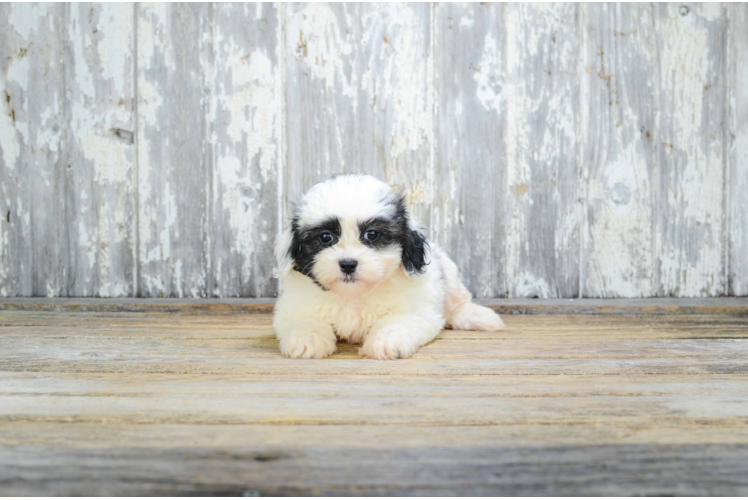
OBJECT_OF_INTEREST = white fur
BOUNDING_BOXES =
[274,175,505,360]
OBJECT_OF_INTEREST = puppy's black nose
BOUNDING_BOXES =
[339,259,358,275]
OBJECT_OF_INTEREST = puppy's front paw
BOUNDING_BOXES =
[359,325,416,360]
[279,327,336,359]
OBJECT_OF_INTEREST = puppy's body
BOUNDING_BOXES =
[274,175,505,360]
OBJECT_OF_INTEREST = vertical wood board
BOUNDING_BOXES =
[434,3,505,298]
[580,4,658,297]
[136,3,211,297]
[66,3,135,297]
[502,3,581,298]
[654,3,726,297]
[210,3,280,297]
[728,3,748,296]
[0,4,67,297]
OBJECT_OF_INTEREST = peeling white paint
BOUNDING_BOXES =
[657,4,725,296]
[578,4,659,298]
[77,217,95,271]
[515,273,551,299]
[458,15,474,30]
[377,5,430,165]
[97,4,132,96]
[1,3,744,298]
[0,86,19,169]
[474,33,504,113]
[6,56,31,146]
[208,3,280,296]
[0,209,7,296]
[214,34,277,183]
[215,156,257,259]
[286,4,354,97]
[65,3,135,296]
[8,3,45,40]
[503,3,580,297]
[136,4,167,125]
[701,3,723,22]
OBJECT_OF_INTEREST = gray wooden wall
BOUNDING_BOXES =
[1,3,746,299]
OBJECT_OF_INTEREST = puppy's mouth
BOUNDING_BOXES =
[341,275,358,283]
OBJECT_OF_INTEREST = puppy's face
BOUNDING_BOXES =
[276,175,427,293]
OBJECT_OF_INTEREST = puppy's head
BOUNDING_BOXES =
[275,175,427,293]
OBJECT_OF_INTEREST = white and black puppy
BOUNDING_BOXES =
[273,174,505,360]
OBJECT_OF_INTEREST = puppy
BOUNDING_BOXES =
[273,174,505,360]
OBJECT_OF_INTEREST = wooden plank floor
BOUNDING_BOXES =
[1,299,747,496]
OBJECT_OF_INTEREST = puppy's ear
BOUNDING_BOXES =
[401,219,428,275]
[273,223,296,278]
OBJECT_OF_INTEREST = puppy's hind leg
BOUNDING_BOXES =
[438,251,506,331]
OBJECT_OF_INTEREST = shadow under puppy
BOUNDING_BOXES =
[274,174,505,360]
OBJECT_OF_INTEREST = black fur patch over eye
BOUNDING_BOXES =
[358,218,397,248]
[372,194,429,274]
[289,217,341,284]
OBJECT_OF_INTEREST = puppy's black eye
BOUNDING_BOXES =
[319,232,334,245]
[364,230,380,242]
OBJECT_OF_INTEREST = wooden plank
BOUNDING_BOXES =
[2,309,747,335]
[210,3,279,298]
[283,3,433,225]
[434,3,505,298]
[0,297,747,315]
[0,298,277,314]
[4,320,748,342]
[0,308,747,494]
[1,313,747,378]
[3,369,748,425]
[502,3,581,298]
[2,314,748,348]
[1,443,747,496]
[0,2,24,297]
[728,3,748,295]
[65,3,135,297]
[136,3,211,297]
[3,420,748,453]
[655,3,727,297]
[580,4,658,297]
[0,314,746,425]
[0,4,67,296]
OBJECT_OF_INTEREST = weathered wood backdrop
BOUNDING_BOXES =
[1,3,746,298]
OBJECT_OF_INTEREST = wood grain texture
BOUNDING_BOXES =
[1,297,747,316]
[503,3,581,298]
[434,3,505,298]
[283,3,433,226]
[728,3,748,296]
[0,4,67,297]
[0,308,747,495]
[580,4,658,298]
[209,3,279,298]
[2,443,747,496]
[655,3,727,297]
[66,3,136,297]
[136,3,211,298]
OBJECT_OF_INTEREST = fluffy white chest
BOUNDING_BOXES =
[322,292,399,343]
